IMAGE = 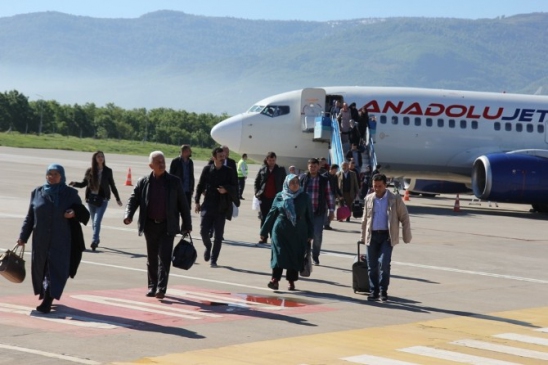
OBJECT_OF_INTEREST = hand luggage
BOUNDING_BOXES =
[336,203,351,221]
[172,234,197,270]
[352,199,364,218]
[352,240,369,293]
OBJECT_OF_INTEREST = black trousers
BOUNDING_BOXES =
[272,267,299,281]
[144,220,175,293]
[200,211,226,263]
[259,197,275,232]
[238,177,246,198]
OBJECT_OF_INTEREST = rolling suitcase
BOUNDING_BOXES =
[352,240,370,293]
[352,199,364,219]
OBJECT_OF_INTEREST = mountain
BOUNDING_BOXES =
[0,11,547,114]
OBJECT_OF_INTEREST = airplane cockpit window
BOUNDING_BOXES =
[391,116,398,125]
[449,119,455,128]
[516,123,523,132]
[247,105,265,113]
[261,105,290,118]
[426,118,433,127]
[505,123,512,131]
[538,124,544,133]
[526,124,534,133]
[403,117,410,126]
[414,117,421,126]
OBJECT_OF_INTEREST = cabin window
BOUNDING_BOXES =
[538,124,545,133]
[449,119,455,128]
[380,115,387,124]
[505,123,512,131]
[414,117,421,126]
[516,123,523,132]
[261,105,290,118]
[460,120,467,129]
[403,117,410,126]
[526,124,534,133]
[494,122,501,131]
[426,118,433,127]
[471,121,478,129]
[437,119,444,127]
[391,116,398,125]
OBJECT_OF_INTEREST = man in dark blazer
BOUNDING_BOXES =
[124,151,192,299]
[169,144,195,205]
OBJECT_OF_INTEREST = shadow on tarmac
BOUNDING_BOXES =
[408,204,548,220]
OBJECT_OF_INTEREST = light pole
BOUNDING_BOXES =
[36,94,44,135]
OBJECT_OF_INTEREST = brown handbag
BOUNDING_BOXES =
[0,244,26,283]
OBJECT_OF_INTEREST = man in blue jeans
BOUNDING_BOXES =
[300,158,335,265]
[360,173,412,302]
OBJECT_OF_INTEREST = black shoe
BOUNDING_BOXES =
[146,289,157,297]
[324,225,333,230]
[210,261,218,268]
[239,197,245,200]
[313,257,320,266]
[267,279,279,290]
[346,217,350,222]
[381,292,388,302]
[155,291,165,299]
[204,250,211,262]
[288,281,296,291]
[90,241,98,251]
[368,292,380,301]
[36,303,52,314]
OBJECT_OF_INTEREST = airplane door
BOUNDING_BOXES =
[301,88,326,132]
[545,118,548,144]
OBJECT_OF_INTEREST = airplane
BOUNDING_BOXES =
[211,86,548,213]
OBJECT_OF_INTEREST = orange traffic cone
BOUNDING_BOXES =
[453,194,461,212]
[403,189,410,201]
[125,168,133,186]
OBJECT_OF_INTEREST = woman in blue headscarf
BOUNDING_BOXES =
[260,174,313,291]
[17,164,87,314]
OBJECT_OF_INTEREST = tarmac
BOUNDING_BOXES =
[0,146,547,365]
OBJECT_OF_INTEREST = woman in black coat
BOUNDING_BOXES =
[69,151,122,250]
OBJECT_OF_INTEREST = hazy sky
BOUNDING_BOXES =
[0,0,547,20]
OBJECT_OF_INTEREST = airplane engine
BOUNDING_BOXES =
[472,153,548,205]
[407,179,471,196]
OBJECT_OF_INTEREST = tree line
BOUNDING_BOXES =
[0,90,228,148]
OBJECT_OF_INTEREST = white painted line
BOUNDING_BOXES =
[168,289,284,311]
[452,339,548,360]
[0,344,100,364]
[535,328,548,333]
[0,303,120,329]
[494,332,548,346]
[71,294,223,319]
[400,345,520,364]
[392,261,548,284]
[342,354,418,364]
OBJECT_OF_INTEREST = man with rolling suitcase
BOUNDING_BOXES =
[360,173,411,302]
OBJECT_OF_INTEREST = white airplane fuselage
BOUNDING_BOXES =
[212,86,548,185]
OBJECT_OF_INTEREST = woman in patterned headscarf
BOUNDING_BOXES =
[260,174,313,291]
[17,164,87,314]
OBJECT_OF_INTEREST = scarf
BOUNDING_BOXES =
[42,163,67,207]
[280,174,302,226]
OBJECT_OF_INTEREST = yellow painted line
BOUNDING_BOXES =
[111,307,548,365]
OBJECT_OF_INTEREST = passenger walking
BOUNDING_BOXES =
[69,151,122,251]
[195,147,239,267]
[361,173,411,302]
[254,152,286,244]
[369,115,377,143]
[18,164,89,313]
[337,161,360,222]
[124,151,192,299]
[261,174,313,291]
[300,158,335,265]
[337,103,352,151]
[169,144,195,206]
[237,153,248,200]
[324,164,341,230]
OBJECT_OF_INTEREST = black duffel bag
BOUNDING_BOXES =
[172,234,197,270]
[352,199,364,219]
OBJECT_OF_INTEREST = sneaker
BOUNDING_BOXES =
[368,292,380,301]
[210,262,218,268]
[313,257,320,266]
[203,250,211,262]
[381,292,388,302]
[267,279,279,290]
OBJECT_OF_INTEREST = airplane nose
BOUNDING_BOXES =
[210,115,243,152]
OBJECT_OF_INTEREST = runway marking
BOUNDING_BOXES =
[342,354,418,364]
[0,344,100,364]
[0,303,120,329]
[71,294,223,320]
[452,338,548,360]
[399,345,520,364]
[494,332,548,346]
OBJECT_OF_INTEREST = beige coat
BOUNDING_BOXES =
[337,170,359,200]
[361,190,412,246]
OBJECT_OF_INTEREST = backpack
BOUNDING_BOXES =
[172,234,197,270]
